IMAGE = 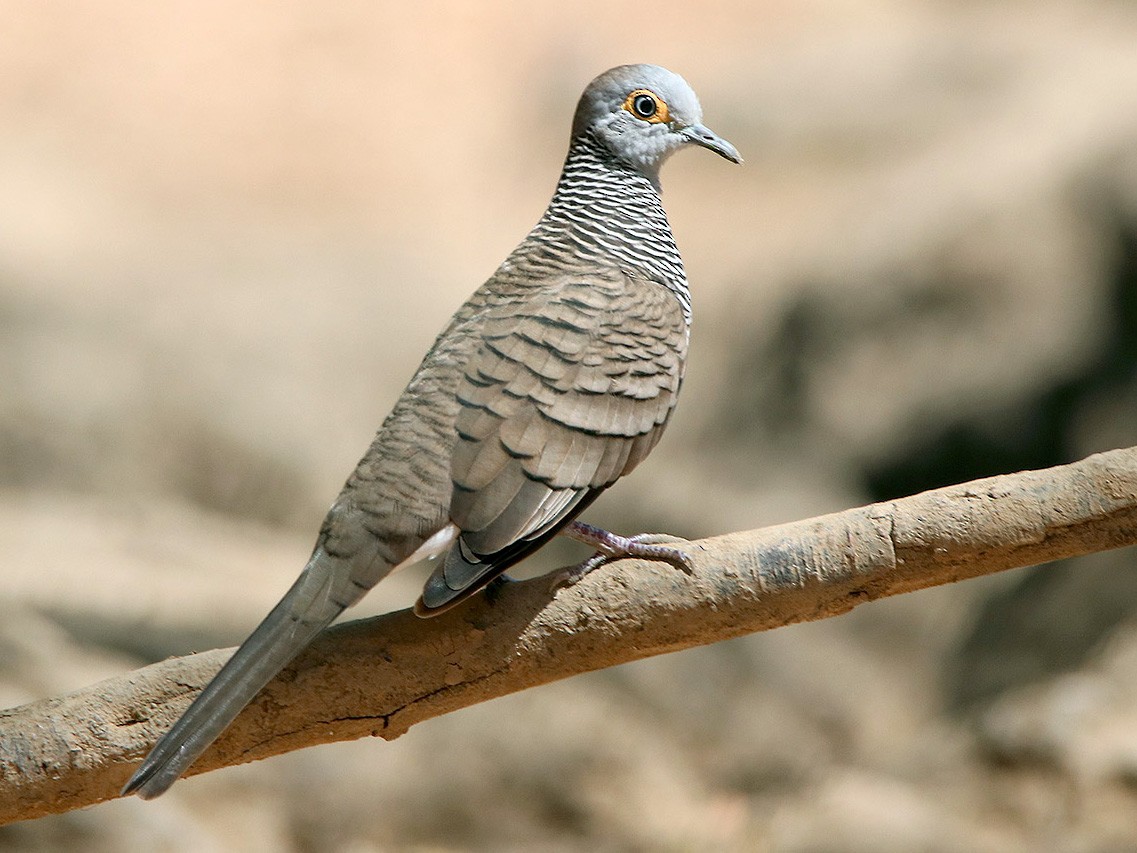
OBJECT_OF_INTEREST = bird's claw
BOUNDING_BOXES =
[551,523,695,591]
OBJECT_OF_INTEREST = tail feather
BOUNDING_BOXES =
[122,549,365,799]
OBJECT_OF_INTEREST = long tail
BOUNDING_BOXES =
[121,546,379,799]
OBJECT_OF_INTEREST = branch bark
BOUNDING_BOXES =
[3,446,1137,824]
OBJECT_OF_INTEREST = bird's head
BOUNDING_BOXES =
[572,64,742,178]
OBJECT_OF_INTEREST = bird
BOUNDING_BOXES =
[122,63,741,800]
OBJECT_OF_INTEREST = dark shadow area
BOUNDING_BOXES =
[865,211,1137,501]
[706,205,1137,714]
[861,209,1137,710]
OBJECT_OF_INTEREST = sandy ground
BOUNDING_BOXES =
[4,1,1137,849]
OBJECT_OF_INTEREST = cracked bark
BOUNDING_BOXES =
[2,446,1136,824]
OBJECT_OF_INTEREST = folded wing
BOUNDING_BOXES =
[416,270,687,614]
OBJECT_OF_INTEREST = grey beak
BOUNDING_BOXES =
[682,124,742,164]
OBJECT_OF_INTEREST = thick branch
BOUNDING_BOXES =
[3,446,1136,823]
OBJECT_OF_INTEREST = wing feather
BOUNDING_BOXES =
[417,269,688,614]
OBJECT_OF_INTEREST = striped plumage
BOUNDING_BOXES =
[123,63,739,800]
[524,128,691,315]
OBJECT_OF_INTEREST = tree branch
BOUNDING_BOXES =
[3,446,1136,824]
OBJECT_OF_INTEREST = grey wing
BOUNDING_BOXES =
[415,271,688,614]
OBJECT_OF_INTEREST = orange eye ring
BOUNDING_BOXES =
[622,89,669,124]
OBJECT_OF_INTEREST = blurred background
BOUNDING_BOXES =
[3,1,1137,849]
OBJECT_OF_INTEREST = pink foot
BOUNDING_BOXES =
[552,521,694,590]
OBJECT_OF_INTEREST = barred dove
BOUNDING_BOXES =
[123,63,740,799]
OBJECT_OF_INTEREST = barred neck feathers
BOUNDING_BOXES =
[520,130,691,320]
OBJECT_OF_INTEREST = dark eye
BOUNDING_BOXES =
[622,89,670,123]
[632,93,657,119]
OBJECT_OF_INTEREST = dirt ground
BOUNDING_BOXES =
[4,2,1137,850]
